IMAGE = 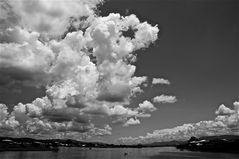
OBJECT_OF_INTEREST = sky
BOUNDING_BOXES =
[0,0,238,144]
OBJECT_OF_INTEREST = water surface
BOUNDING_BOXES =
[0,147,239,159]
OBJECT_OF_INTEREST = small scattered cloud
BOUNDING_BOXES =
[153,94,177,104]
[137,100,156,113]
[152,78,170,85]
[123,118,140,127]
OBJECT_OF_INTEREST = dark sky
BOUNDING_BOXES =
[98,0,239,142]
[0,0,238,143]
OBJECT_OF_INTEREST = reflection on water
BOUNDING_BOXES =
[0,147,239,159]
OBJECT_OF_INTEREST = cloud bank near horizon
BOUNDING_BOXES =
[117,101,239,144]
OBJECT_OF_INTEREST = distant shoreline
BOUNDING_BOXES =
[1,135,239,153]
[0,136,178,152]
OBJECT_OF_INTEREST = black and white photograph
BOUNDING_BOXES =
[0,0,238,158]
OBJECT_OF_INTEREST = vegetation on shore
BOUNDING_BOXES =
[176,135,239,153]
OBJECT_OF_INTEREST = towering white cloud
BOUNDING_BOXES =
[0,0,160,140]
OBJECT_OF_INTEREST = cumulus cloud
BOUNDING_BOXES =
[0,104,8,121]
[215,104,235,116]
[152,78,170,85]
[137,100,156,113]
[89,124,112,136]
[0,0,160,140]
[1,0,103,38]
[233,101,239,112]
[153,94,177,104]
[117,100,239,145]
[123,118,140,127]
[0,28,54,87]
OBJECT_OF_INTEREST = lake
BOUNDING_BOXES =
[0,147,239,159]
